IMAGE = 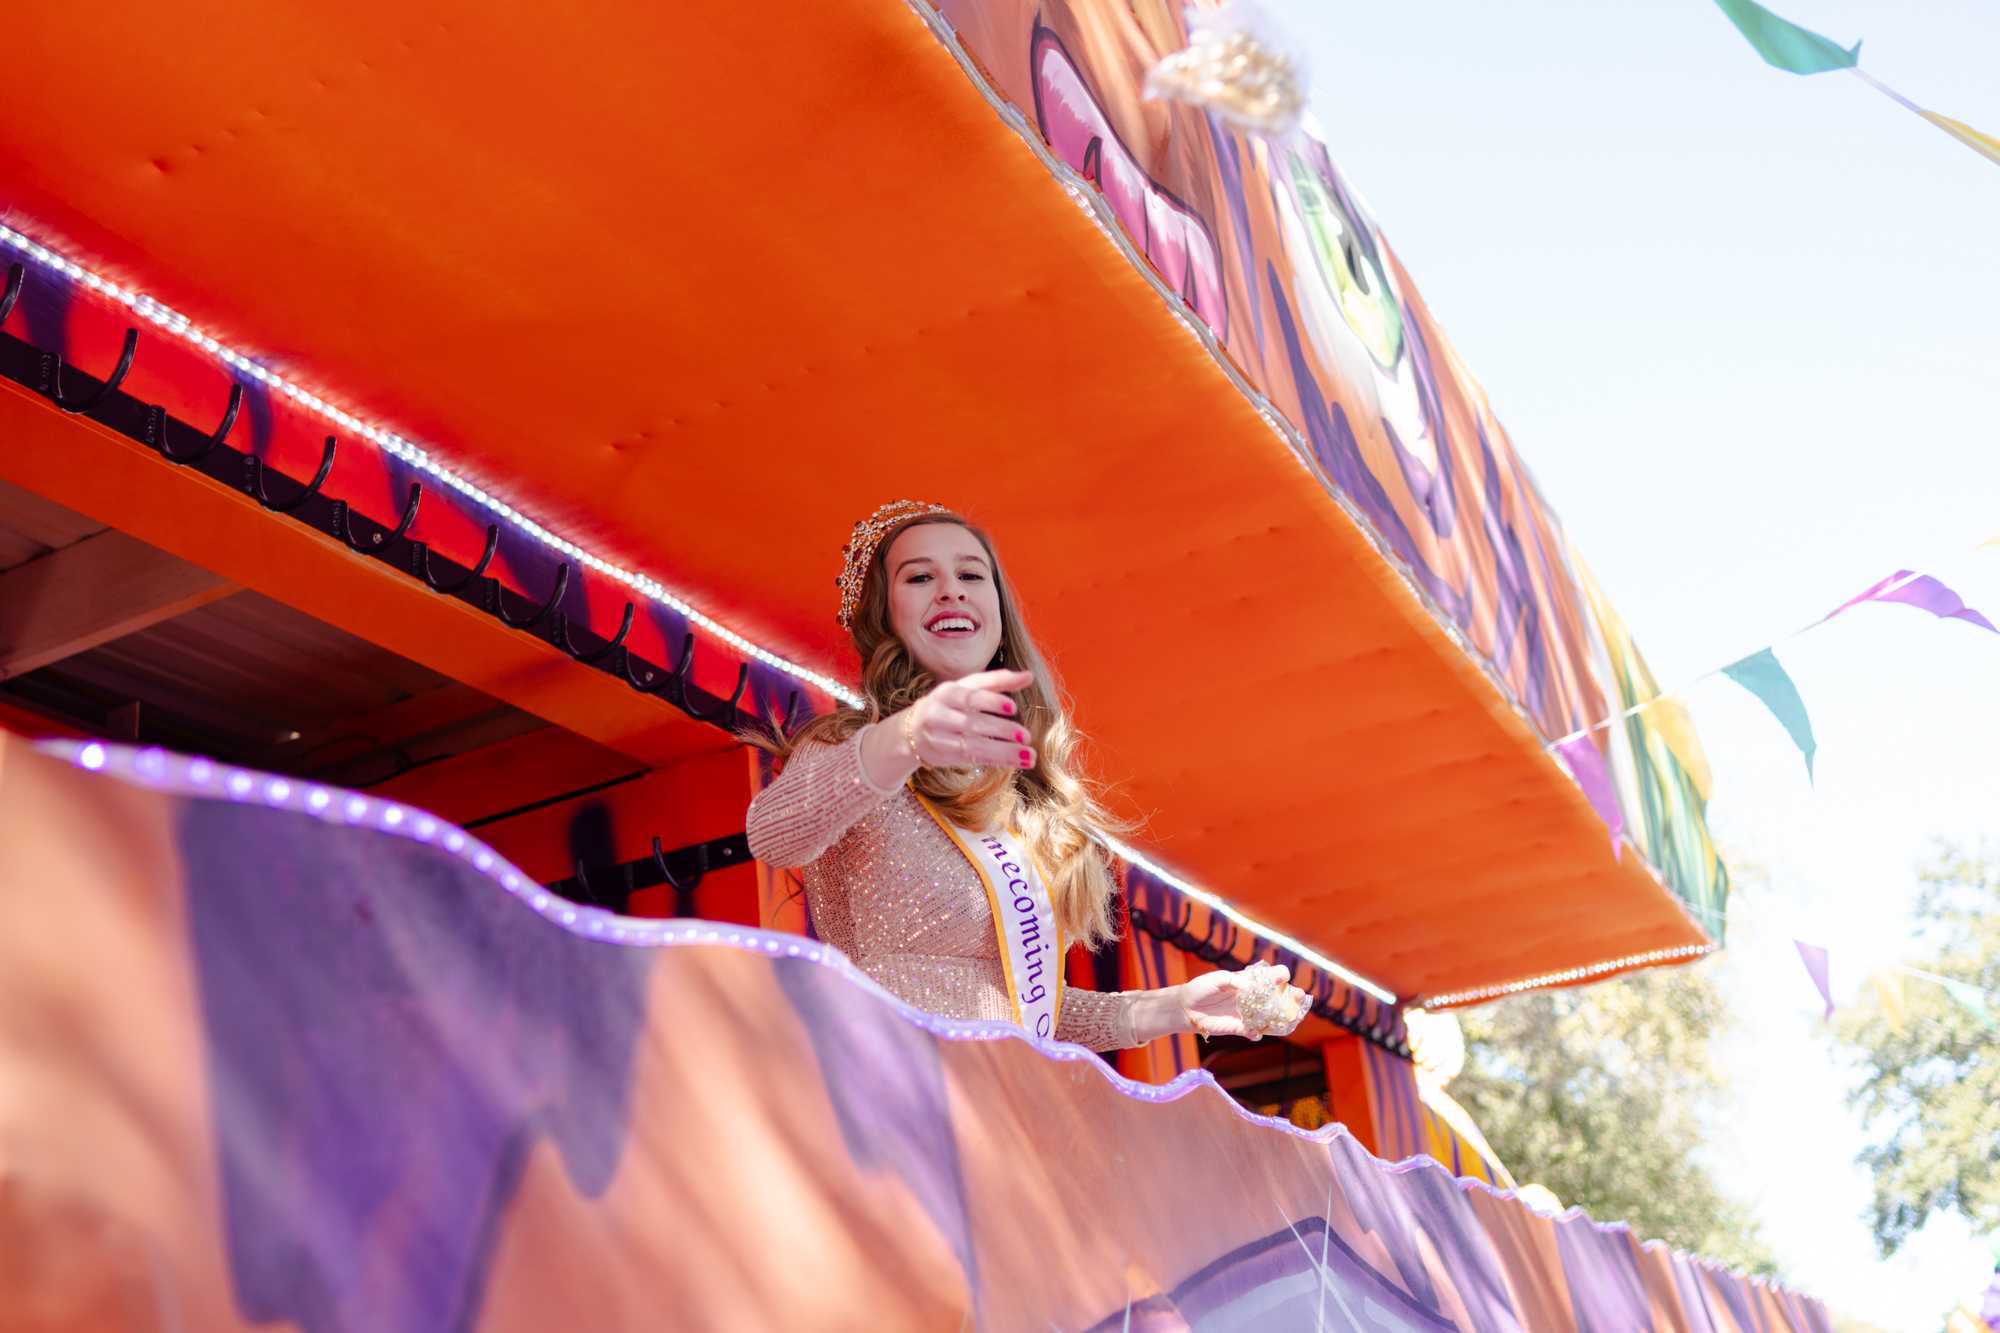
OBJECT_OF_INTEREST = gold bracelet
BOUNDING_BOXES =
[900,708,921,762]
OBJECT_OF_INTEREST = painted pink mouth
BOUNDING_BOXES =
[1031,26,1228,334]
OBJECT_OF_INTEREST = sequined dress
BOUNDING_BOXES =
[746,727,1140,1051]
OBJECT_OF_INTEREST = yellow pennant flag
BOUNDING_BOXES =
[1870,971,1907,1029]
[1922,112,2000,167]
[1851,70,2000,171]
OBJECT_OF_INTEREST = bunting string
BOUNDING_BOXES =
[1709,0,2000,170]
[1547,542,1998,765]
[1791,949,2000,1030]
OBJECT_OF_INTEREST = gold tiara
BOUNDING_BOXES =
[835,500,954,629]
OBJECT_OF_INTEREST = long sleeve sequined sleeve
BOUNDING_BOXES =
[1056,986,1141,1052]
[745,728,903,869]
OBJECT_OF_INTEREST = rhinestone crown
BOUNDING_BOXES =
[835,500,954,629]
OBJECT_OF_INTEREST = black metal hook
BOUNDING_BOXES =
[0,263,22,323]
[555,601,634,665]
[651,836,708,917]
[43,327,138,414]
[572,859,616,911]
[623,631,698,699]
[669,632,699,700]
[332,482,422,551]
[1189,912,1232,966]
[688,663,749,726]
[148,382,244,466]
[244,435,336,513]
[494,560,570,630]
[621,644,670,694]
[652,836,710,889]
[415,524,499,595]
[675,634,747,725]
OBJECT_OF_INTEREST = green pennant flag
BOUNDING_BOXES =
[1940,978,1998,1029]
[1711,0,1861,74]
[1723,648,1818,781]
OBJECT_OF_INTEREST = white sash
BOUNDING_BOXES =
[915,796,1065,1040]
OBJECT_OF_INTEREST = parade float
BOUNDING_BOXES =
[0,0,1826,1327]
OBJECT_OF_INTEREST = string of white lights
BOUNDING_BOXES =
[894,0,1741,1013]
[0,220,867,710]
[1105,834,1399,1005]
[1420,943,1715,1009]
[1,217,1408,1007]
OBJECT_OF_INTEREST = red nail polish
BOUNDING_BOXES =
[1018,749,1032,767]
[1014,729,1027,743]
[1004,701,1016,715]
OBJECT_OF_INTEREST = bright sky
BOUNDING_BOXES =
[1284,0,2000,1324]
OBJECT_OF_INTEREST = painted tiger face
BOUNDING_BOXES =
[1273,147,1444,491]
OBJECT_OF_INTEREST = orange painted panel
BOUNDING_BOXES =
[0,1,1710,998]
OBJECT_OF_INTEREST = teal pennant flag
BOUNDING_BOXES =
[1723,648,1818,780]
[1940,978,1998,1029]
[1711,0,1861,74]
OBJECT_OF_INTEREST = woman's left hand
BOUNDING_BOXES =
[1179,962,1310,1041]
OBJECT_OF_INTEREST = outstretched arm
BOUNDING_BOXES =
[746,729,903,868]
[748,668,1038,868]
[1055,963,1309,1052]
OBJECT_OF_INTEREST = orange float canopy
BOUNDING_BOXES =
[0,1,1709,1000]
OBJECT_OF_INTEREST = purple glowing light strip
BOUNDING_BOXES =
[46,734,1812,1299]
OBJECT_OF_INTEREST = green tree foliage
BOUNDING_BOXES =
[1834,842,1999,1257]
[1450,961,1780,1277]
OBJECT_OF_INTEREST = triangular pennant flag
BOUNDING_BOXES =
[1794,940,1834,1018]
[1940,978,1999,1030]
[1870,971,1908,1029]
[1921,111,2000,169]
[1710,0,1860,74]
[1723,648,1818,781]
[1848,68,2000,174]
[1827,570,1998,634]
[1555,737,1625,858]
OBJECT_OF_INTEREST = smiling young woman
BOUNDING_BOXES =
[746,500,1308,1051]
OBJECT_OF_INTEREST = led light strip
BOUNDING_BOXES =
[48,736,1380,1109]
[1,218,1410,1007]
[1106,834,1397,1005]
[901,0,1761,1000]
[55,718,1841,1309]
[0,221,866,710]
[1421,943,1715,1009]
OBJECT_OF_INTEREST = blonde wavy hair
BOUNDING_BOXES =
[767,511,1125,950]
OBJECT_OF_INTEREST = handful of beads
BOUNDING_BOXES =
[1233,963,1309,1038]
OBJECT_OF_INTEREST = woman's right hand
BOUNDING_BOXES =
[903,669,1036,770]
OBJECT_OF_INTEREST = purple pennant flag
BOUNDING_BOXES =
[1793,940,1834,1019]
[1826,570,1998,633]
[1555,737,1625,860]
